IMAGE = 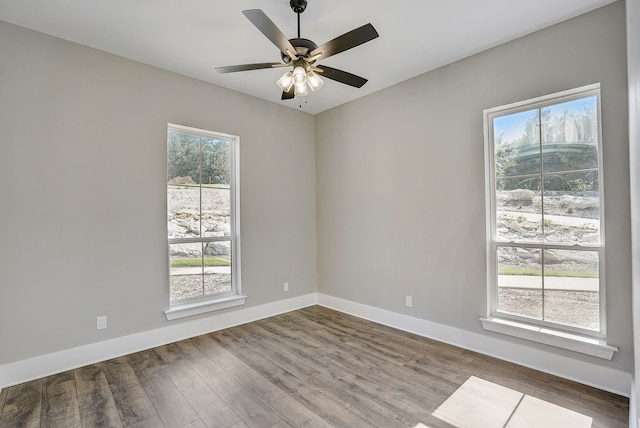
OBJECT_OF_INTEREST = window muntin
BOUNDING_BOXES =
[485,85,604,337]
[167,124,239,306]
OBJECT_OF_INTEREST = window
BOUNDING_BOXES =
[482,84,616,358]
[165,124,243,320]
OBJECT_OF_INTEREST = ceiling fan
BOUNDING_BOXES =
[215,0,379,100]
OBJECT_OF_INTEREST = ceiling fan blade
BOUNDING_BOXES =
[243,9,298,60]
[315,65,368,88]
[309,23,379,61]
[215,63,288,73]
[281,87,295,100]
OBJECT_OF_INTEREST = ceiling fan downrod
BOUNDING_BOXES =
[290,0,307,38]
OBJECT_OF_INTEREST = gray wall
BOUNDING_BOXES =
[316,1,632,373]
[0,21,317,365]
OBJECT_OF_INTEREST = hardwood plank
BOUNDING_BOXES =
[172,339,210,364]
[529,382,629,428]
[40,372,81,428]
[309,373,412,428]
[286,306,329,322]
[126,414,165,428]
[215,322,273,344]
[210,335,287,379]
[327,350,445,411]
[0,386,8,420]
[269,371,374,428]
[251,337,321,381]
[126,351,161,373]
[102,357,157,426]
[190,359,284,428]
[302,326,390,368]
[270,311,327,337]
[163,359,242,428]
[0,380,43,428]
[402,355,472,395]
[74,364,123,428]
[253,318,337,355]
[178,419,208,428]
[257,335,351,381]
[315,310,376,334]
[127,353,199,428]
[190,334,251,376]
[345,329,414,365]
[150,343,184,366]
[258,325,332,356]
[350,322,441,359]
[233,369,332,428]
[266,421,292,428]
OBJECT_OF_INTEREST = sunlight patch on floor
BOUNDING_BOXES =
[432,376,592,428]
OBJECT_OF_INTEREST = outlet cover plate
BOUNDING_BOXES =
[97,315,107,330]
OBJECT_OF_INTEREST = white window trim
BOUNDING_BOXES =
[480,317,617,360]
[164,123,243,320]
[164,294,246,320]
[481,84,616,358]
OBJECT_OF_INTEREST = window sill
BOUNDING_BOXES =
[480,316,617,360]
[165,295,246,320]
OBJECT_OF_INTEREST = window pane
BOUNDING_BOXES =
[202,186,231,238]
[169,242,204,302]
[497,246,542,320]
[494,109,541,179]
[201,138,230,186]
[541,96,598,173]
[496,177,542,242]
[542,172,600,245]
[542,249,599,330]
[168,132,201,184]
[204,242,232,295]
[168,185,201,239]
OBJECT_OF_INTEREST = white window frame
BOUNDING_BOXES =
[480,84,617,359]
[164,123,244,320]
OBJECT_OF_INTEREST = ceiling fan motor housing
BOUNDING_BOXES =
[281,37,318,63]
[289,0,307,13]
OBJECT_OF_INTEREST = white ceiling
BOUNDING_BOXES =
[0,0,617,114]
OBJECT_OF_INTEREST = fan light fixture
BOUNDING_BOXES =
[215,0,379,103]
[276,71,294,92]
[306,71,324,92]
[277,66,324,96]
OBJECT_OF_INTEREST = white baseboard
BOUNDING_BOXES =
[317,293,632,398]
[0,293,317,390]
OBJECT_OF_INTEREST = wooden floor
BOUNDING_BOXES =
[0,306,629,428]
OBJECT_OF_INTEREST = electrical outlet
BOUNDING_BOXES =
[405,296,413,307]
[97,315,107,330]
[284,282,289,292]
